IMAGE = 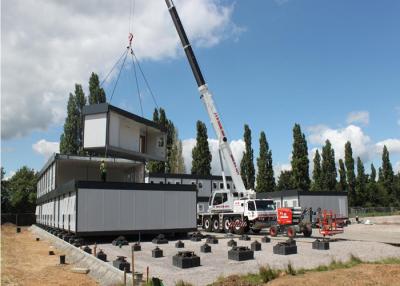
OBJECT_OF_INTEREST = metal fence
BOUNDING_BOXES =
[1,213,36,226]
[349,207,400,218]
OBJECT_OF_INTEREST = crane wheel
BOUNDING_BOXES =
[233,218,245,235]
[203,217,212,232]
[287,226,296,238]
[269,226,278,237]
[223,217,231,233]
[303,224,312,237]
[212,219,220,232]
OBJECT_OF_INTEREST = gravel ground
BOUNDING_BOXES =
[94,225,400,286]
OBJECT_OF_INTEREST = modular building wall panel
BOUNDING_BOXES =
[77,188,196,233]
[300,194,348,217]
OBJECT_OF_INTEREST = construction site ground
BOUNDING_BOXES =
[1,224,98,286]
[1,216,399,286]
[93,215,400,285]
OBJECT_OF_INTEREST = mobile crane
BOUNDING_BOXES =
[165,0,276,234]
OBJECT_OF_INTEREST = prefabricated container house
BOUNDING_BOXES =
[145,173,235,214]
[257,190,348,217]
[36,154,197,236]
[83,103,166,162]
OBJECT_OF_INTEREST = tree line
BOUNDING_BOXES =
[2,70,399,210]
[183,121,400,207]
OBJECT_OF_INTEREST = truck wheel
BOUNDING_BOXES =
[212,219,220,232]
[287,226,296,238]
[223,217,231,233]
[233,218,245,235]
[303,223,312,237]
[203,217,212,232]
[269,226,278,237]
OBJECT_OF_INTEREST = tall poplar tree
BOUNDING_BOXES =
[321,140,337,191]
[60,94,79,154]
[355,157,367,206]
[191,121,212,176]
[290,124,310,190]
[88,72,106,104]
[380,145,395,202]
[311,150,322,192]
[147,108,177,174]
[240,124,255,189]
[338,159,347,192]
[345,141,356,206]
[74,84,86,155]
[256,131,275,192]
[366,163,378,207]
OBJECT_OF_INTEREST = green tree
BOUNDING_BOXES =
[337,159,347,192]
[169,128,186,174]
[240,124,255,189]
[345,141,356,206]
[60,93,79,154]
[311,150,322,192]
[6,166,38,213]
[88,72,106,104]
[277,170,295,190]
[379,145,396,205]
[321,140,337,191]
[366,163,379,207]
[290,124,310,191]
[191,121,212,176]
[355,157,367,206]
[1,168,11,212]
[256,131,275,192]
[147,108,177,174]
[74,84,87,155]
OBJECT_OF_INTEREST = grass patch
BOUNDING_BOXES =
[211,254,400,285]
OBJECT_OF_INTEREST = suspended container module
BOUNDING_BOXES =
[83,103,166,162]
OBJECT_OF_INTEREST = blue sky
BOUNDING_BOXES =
[2,0,400,178]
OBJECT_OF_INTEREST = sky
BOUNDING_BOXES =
[2,0,400,179]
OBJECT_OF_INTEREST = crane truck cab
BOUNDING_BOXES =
[201,190,277,234]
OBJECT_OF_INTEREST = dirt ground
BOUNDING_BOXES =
[1,224,98,286]
[268,264,400,286]
[217,264,400,286]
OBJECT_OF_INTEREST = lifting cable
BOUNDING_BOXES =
[100,0,159,110]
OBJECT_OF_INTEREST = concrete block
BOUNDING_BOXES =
[132,243,141,251]
[312,239,329,250]
[152,247,163,258]
[152,234,168,244]
[227,239,237,247]
[200,243,211,253]
[206,236,218,244]
[175,240,185,248]
[261,236,271,243]
[172,251,200,268]
[113,256,130,272]
[273,241,297,255]
[228,246,254,261]
[239,235,251,241]
[250,240,262,251]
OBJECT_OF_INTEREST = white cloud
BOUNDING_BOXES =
[32,139,59,160]
[181,138,245,175]
[308,124,372,162]
[3,170,16,181]
[273,163,291,177]
[2,0,241,139]
[375,139,400,155]
[346,111,369,125]
[394,161,400,174]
